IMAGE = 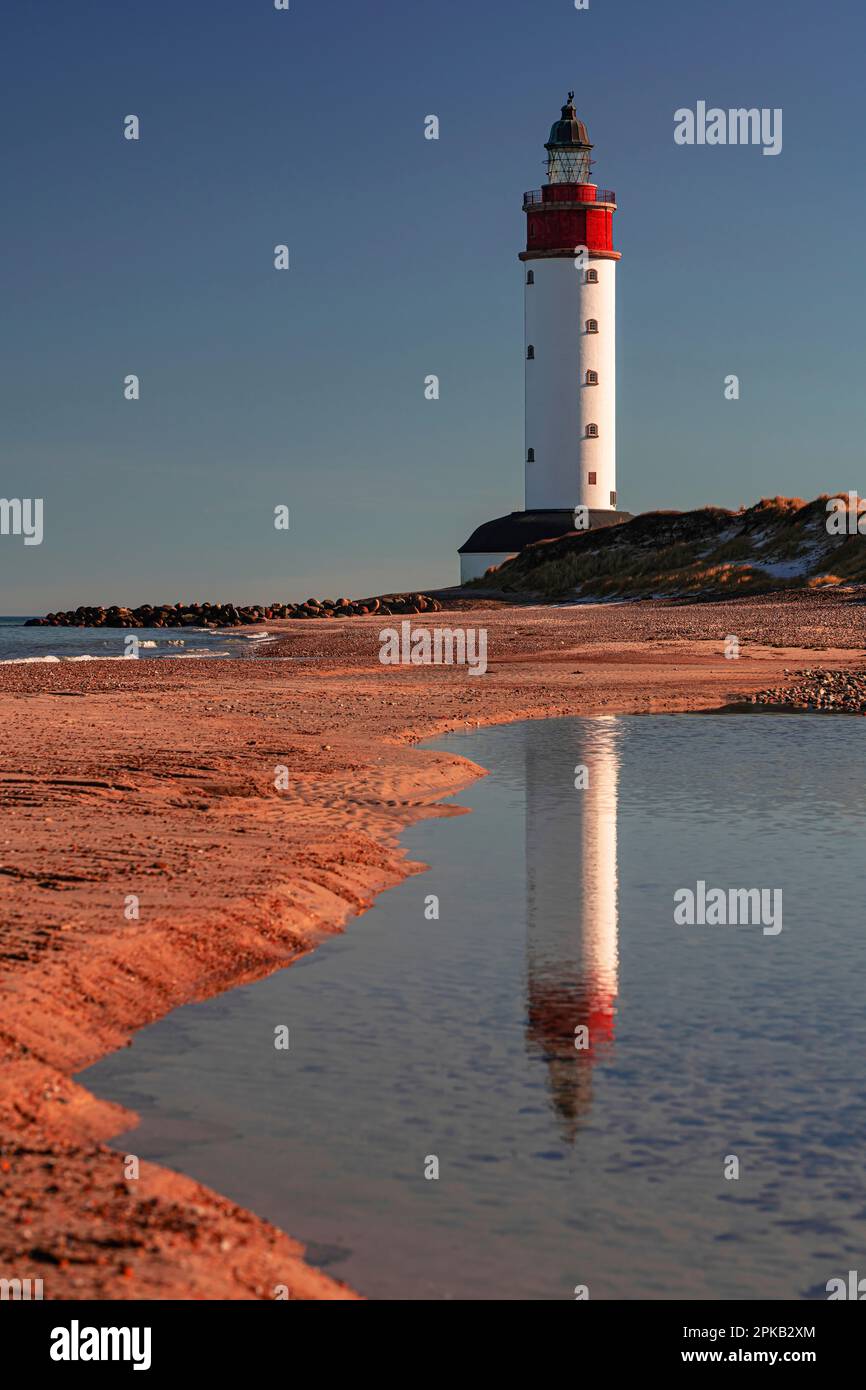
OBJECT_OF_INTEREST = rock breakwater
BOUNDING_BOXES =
[25,594,443,629]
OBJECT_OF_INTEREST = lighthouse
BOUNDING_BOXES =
[458,96,630,583]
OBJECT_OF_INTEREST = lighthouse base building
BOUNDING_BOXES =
[458,506,631,584]
[459,97,631,585]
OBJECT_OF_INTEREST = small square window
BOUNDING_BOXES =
[588,471,597,485]
[527,448,535,463]
[585,269,598,283]
[610,491,617,506]
[526,270,534,285]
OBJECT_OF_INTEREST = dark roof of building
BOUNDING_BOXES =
[546,94,591,149]
[458,509,633,554]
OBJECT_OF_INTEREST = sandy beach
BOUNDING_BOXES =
[2,593,865,1300]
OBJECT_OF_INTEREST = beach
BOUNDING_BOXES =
[2,593,864,1300]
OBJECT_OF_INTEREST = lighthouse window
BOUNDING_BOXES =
[586,423,599,438]
[586,319,599,334]
[585,269,599,283]
[527,345,535,359]
[610,491,617,506]
[527,448,535,463]
[586,370,599,385]
[526,270,534,285]
[588,471,597,485]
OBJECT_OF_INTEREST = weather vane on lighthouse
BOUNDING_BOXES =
[459,95,630,583]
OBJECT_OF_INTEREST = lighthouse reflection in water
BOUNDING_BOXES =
[524,717,619,1139]
[80,714,866,1298]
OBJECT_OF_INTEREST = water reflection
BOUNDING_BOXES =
[525,716,620,1139]
[79,715,866,1299]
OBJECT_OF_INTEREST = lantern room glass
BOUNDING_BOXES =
[546,147,593,184]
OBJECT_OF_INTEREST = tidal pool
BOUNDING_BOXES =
[81,714,866,1300]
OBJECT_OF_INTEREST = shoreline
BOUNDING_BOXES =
[2,596,865,1299]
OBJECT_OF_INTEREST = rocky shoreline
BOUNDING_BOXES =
[24,593,444,629]
[751,667,866,713]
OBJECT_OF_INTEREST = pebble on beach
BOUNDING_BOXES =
[750,667,866,713]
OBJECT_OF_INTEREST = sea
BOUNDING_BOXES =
[0,616,270,663]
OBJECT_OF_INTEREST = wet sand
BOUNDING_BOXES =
[1,594,864,1299]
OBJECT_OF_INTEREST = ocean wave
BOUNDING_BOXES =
[0,648,230,664]
[0,654,133,663]
[0,654,63,664]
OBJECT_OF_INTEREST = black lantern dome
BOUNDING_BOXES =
[547,93,591,147]
[545,93,594,184]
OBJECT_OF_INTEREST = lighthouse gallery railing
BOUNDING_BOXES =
[523,188,616,208]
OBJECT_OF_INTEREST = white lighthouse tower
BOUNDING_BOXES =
[459,96,629,583]
[524,94,619,512]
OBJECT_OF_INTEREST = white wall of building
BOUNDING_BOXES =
[459,551,516,585]
[524,256,616,511]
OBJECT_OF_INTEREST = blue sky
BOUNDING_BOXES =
[2,0,864,610]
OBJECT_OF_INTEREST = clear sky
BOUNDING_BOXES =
[2,0,864,611]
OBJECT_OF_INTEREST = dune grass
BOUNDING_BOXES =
[474,495,866,600]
